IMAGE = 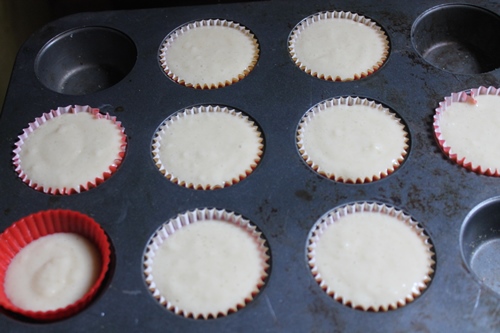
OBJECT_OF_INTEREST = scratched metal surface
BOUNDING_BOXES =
[1,0,499,332]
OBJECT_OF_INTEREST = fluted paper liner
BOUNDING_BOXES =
[307,202,435,312]
[0,210,111,321]
[12,105,127,195]
[288,11,389,81]
[152,105,264,190]
[159,19,259,89]
[143,208,270,319]
[434,86,500,176]
[297,96,408,183]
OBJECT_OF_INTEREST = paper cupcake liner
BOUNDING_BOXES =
[307,202,435,312]
[143,208,270,319]
[151,105,264,190]
[0,210,111,321]
[159,19,259,89]
[297,96,409,183]
[288,11,389,81]
[434,86,500,176]
[12,105,127,195]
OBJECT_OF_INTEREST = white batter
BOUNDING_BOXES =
[313,210,433,310]
[438,94,500,171]
[151,219,265,317]
[161,22,258,87]
[4,233,101,312]
[291,14,388,80]
[18,111,123,192]
[300,101,407,182]
[156,108,262,188]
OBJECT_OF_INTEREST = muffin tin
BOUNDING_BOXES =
[1,0,499,331]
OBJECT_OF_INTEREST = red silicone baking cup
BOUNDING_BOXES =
[12,105,127,195]
[433,86,500,176]
[0,210,111,321]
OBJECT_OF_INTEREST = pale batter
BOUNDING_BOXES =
[18,110,123,192]
[151,219,266,317]
[291,13,388,80]
[5,233,100,312]
[155,107,262,189]
[437,94,500,172]
[161,21,258,88]
[312,207,433,310]
[300,99,407,182]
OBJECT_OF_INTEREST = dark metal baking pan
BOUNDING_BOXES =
[1,0,499,332]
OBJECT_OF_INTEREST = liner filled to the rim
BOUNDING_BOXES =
[159,19,259,89]
[0,209,111,321]
[297,96,408,183]
[288,11,389,81]
[307,202,435,311]
[433,86,500,176]
[143,208,270,319]
[151,105,264,190]
[12,105,127,195]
